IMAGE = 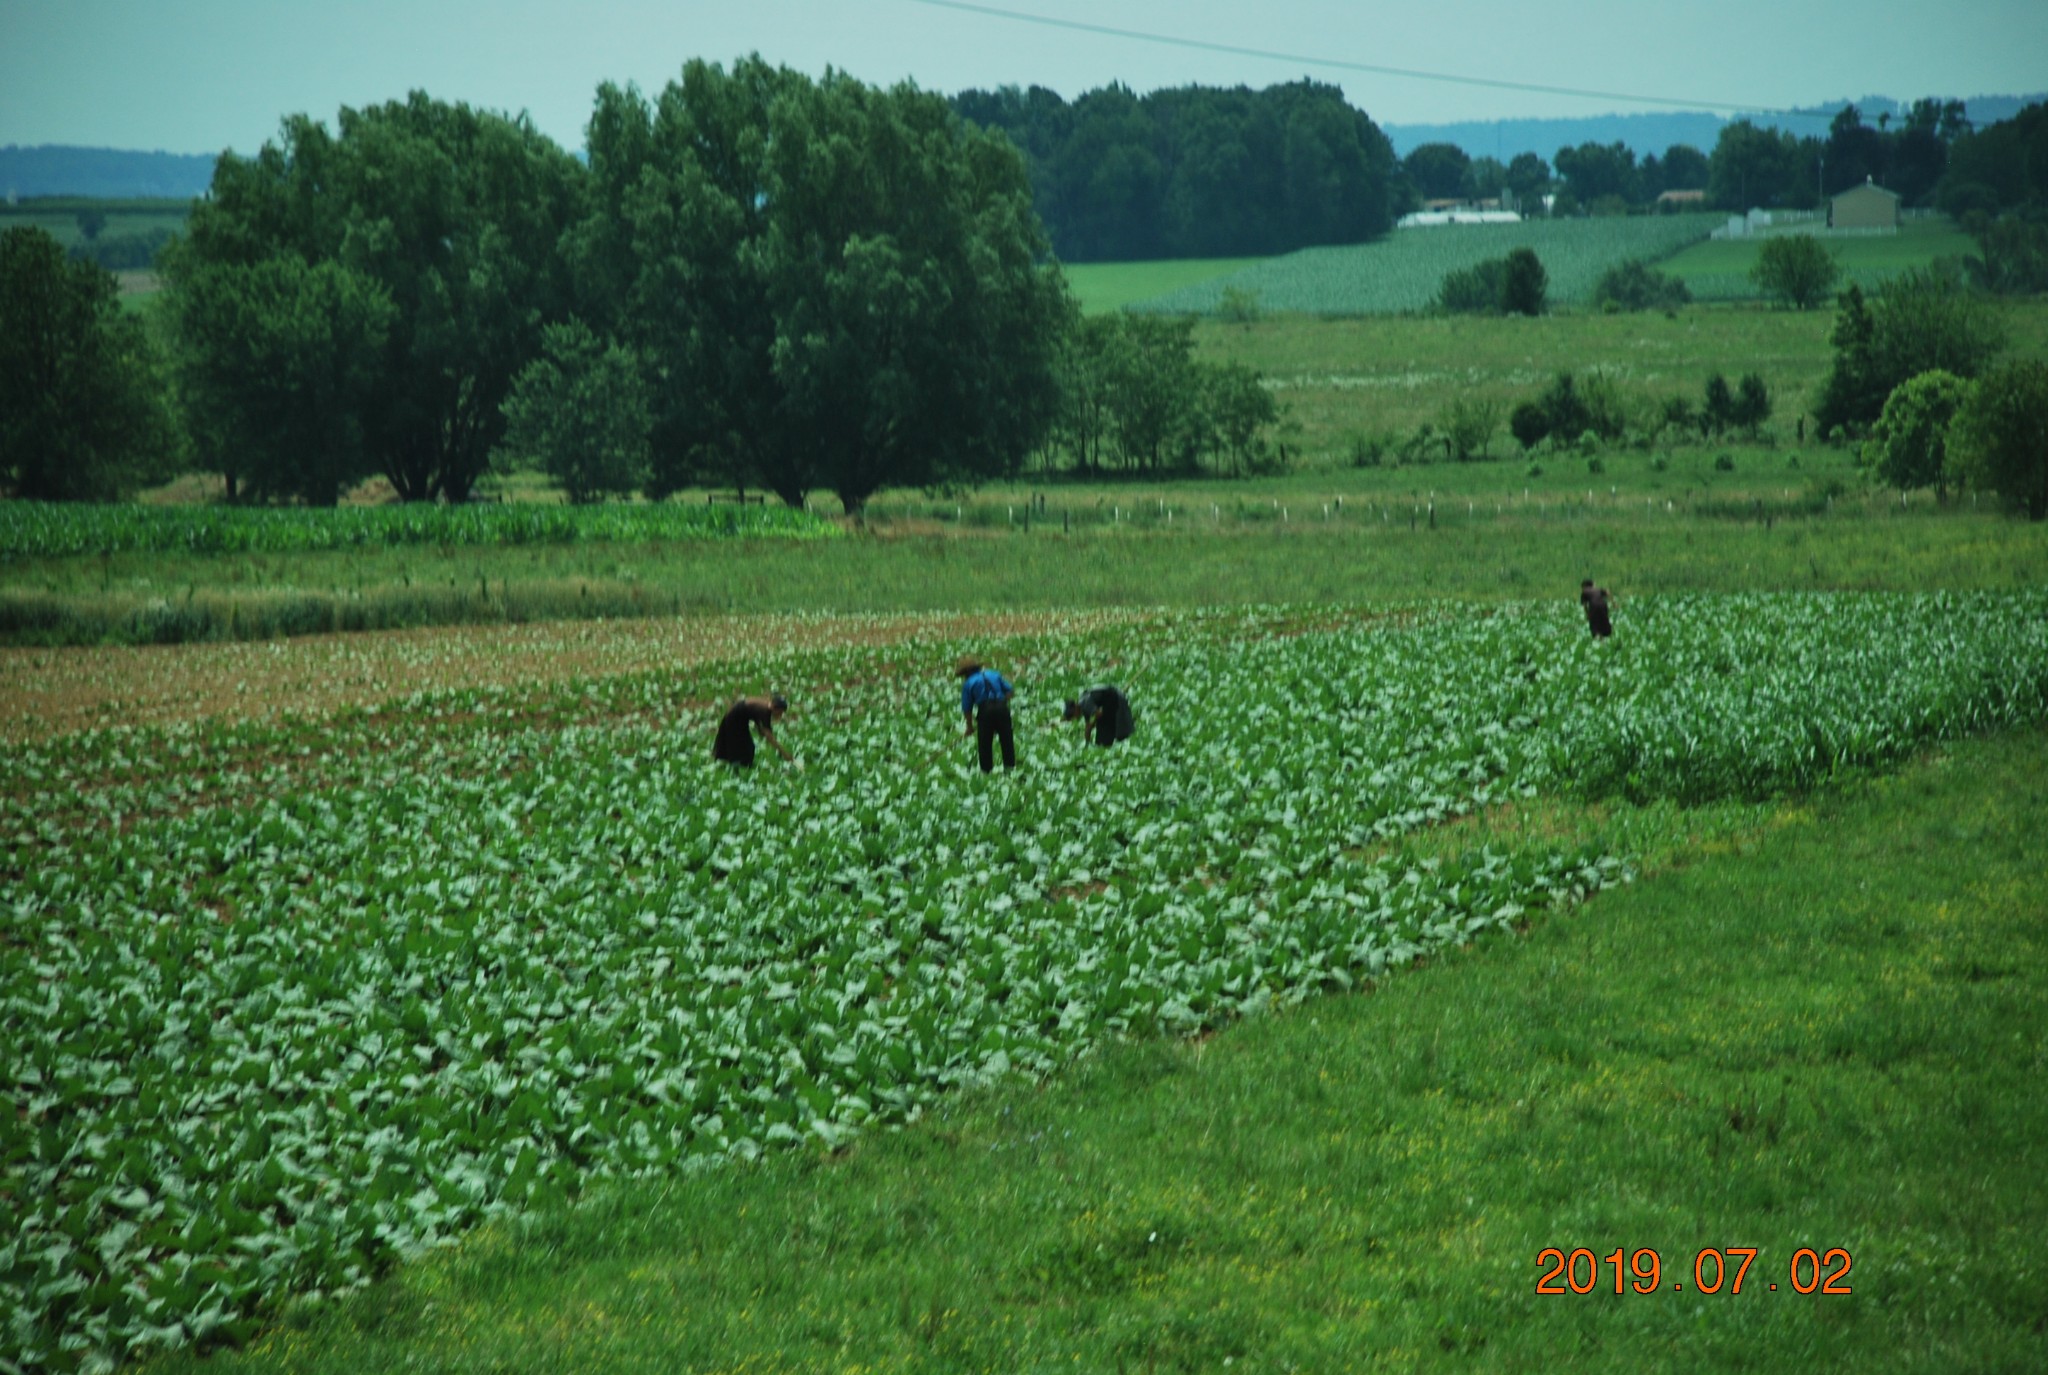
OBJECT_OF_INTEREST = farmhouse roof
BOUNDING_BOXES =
[1833,178,1900,203]
[1656,189,1706,204]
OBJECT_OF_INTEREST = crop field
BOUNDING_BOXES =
[6,590,2048,1371]
[1660,218,1980,301]
[1059,258,1266,314]
[1131,215,1719,316]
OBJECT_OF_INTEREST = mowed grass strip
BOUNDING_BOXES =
[1059,258,1266,314]
[173,727,2048,1374]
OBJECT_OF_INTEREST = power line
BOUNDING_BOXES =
[902,0,1833,120]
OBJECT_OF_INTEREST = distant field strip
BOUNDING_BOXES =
[1134,215,1719,316]
[1060,258,1266,314]
[0,501,840,560]
[1663,221,1981,302]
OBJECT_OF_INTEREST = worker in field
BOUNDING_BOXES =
[956,655,1017,772]
[1580,578,1614,639]
[1063,683,1135,748]
[712,693,800,769]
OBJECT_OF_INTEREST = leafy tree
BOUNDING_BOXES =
[1814,269,2006,435]
[580,60,1071,516]
[1439,395,1500,460]
[1503,153,1551,205]
[1865,370,1974,503]
[1702,373,1737,436]
[166,92,585,503]
[1437,257,1505,314]
[1500,247,1547,316]
[1732,373,1772,435]
[1204,362,1280,476]
[1592,259,1691,311]
[500,322,651,504]
[1709,120,1817,209]
[1963,216,2048,295]
[75,209,106,242]
[166,254,393,505]
[1509,400,1549,450]
[1751,234,1839,309]
[0,226,175,500]
[1404,142,1470,200]
[1554,141,1639,206]
[1948,360,2048,519]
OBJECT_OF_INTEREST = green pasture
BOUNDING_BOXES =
[1132,215,1720,316]
[1059,258,1264,314]
[1661,218,1981,301]
[0,198,191,249]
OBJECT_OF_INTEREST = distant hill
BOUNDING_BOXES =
[1384,93,2044,162]
[1,146,216,200]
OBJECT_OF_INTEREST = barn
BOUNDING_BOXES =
[1830,179,1900,231]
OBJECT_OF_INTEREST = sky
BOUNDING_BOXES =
[1,0,2044,156]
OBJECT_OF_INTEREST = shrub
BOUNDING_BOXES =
[1500,247,1547,316]
[1592,259,1692,311]
[1751,234,1839,309]
[1510,400,1551,451]
[1715,453,1735,471]
[1865,370,1975,503]
[1949,360,2048,519]
[1438,259,1507,314]
[1440,396,1500,461]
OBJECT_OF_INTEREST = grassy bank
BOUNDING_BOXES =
[157,721,2048,1373]
[7,504,2046,646]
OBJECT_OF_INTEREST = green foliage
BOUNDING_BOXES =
[0,226,176,500]
[1216,285,1263,324]
[165,255,394,505]
[1509,400,1549,451]
[1591,258,1692,311]
[1437,248,1544,316]
[1949,359,2048,519]
[1053,314,1280,477]
[1865,370,1975,501]
[500,323,652,504]
[1750,234,1840,309]
[1438,395,1500,461]
[1137,216,1717,315]
[579,61,1070,516]
[954,79,1396,261]
[166,93,586,504]
[1700,373,1768,437]
[1962,215,2048,295]
[1500,247,1547,316]
[1510,371,1629,451]
[1814,270,2007,435]
[7,595,2048,1368]
[0,501,840,560]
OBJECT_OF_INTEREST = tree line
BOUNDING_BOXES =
[950,80,1398,261]
[3,64,1289,511]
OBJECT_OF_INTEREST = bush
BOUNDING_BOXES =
[1500,247,1547,316]
[1814,271,2006,436]
[1751,234,1839,309]
[1592,259,1692,312]
[1510,400,1550,451]
[1715,453,1736,471]
[1438,259,1507,314]
[1949,360,2048,519]
[1439,396,1500,461]
[1865,370,1975,503]
[1347,432,1389,468]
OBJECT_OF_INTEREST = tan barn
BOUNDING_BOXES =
[1830,179,1899,230]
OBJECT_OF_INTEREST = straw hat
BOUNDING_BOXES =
[954,654,982,677]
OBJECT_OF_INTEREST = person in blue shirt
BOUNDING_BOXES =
[955,655,1016,772]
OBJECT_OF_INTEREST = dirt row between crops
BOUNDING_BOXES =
[0,611,1153,742]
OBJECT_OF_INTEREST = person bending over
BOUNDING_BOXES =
[712,694,799,768]
[1063,684,1134,748]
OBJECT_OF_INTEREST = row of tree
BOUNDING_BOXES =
[4,64,1296,510]
[1398,98,2040,217]
[950,80,1398,261]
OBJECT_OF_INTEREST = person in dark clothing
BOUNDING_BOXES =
[1580,579,1614,638]
[1063,684,1134,747]
[712,694,799,768]
[956,656,1016,772]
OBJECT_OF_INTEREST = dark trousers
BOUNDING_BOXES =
[976,700,1016,772]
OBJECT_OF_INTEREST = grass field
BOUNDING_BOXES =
[1060,258,1265,314]
[0,198,192,250]
[1661,218,1981,302]
[1132,215,1721,316]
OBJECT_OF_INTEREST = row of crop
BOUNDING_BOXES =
[1135,215,1719,316]
[0,499,839,561]
[6,593,2048,1371]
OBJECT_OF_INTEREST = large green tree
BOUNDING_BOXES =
[1813,270,2005,436]
[165,92,585,503]
[499,321,651,504]
[165,255,393,505]
[1751,234,1839,309]
[577,60,1071,517]
[1949,360,2048,520]
[1865,370,1974,503]
[0,226,174,500]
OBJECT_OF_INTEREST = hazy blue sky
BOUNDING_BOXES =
[2,0,2043,154]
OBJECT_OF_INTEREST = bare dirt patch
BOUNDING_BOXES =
[0,610,1145,741]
